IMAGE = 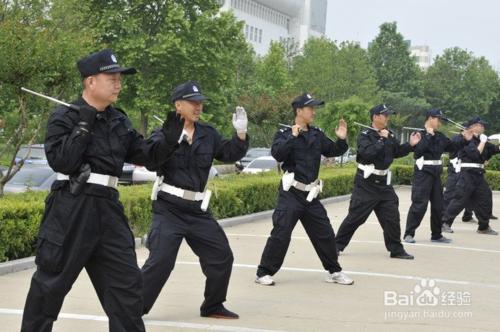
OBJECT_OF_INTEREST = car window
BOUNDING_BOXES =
[245,149,270,158]
[8,168,53,186]
[16,147,46,160]
[247,159,276,169]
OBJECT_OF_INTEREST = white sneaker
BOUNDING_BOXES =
[325,271,354,285]
[255,275,275,286]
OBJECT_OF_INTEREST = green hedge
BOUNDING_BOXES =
[1,165,500,262]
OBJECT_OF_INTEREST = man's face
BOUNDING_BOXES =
[297,106,316,124]
[86,73,122,104]
[176,99,203,122]
[429,116,442,129]
[470,123,485,135]
[373,113,390,127]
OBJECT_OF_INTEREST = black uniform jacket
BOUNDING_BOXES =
[272,126,348,184]
[45,97,176,178]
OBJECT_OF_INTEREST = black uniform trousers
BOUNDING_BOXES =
[443,171,475,224]
[21,182,145,332]
[443,171,459,220]
[336,174,406,255]
[141,194,234,316]
[257,185,342,277]
[404,170,443,240]
[442,171,492,230]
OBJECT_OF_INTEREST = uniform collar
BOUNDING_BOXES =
[190,122,209,151]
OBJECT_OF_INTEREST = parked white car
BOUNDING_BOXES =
[132,165,218,184]
[334,148,356,164]
[132,166,157,184]
[4,165,56,193]
[241,156,278,174]
[489,133,500,142]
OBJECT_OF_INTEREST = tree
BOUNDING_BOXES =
[85,0,250,136]
[0,0,93,196]
[368,22,422,97]
[279,37,300,71]
[332,42,379,103]
[292,37,337,100]
[316,96,372,146]
[237,42,295,146]
[424,47,500,123]
[380,91,431,130]
[292,38,379,104]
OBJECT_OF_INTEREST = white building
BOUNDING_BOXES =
[219,0,327,55]
[410,45,432,70]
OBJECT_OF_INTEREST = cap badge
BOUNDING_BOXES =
[111,54,117,63]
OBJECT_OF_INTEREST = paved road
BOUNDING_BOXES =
[1,187,499,331]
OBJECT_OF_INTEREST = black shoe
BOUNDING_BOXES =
[442,223,454,233]
[390,251,414,260]
[477,227,498,235]
[491,215,498,220]
[462,217,476,223]
[201,306,239,319]
[431,236,452,243]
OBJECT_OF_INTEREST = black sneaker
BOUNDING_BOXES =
[390,251,414,260]
[462,217,476,223]
[201,306,239,319]
[491,215,498,220]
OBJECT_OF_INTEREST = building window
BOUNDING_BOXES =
[250,26,254,41]
[245,24,249,39]
[259,29,262,43]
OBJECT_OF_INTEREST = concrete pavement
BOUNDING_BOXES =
[1,187,499,331]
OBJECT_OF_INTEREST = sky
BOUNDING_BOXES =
[325,0,500,70]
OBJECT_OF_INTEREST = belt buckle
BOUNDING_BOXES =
[183,190,196,200]
[108,177,118,188]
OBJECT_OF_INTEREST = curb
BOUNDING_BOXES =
[0,193,353,276]
[0,257,35,276]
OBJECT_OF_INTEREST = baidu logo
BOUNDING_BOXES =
[384,279,471,307]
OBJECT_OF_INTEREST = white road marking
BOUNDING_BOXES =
[225,233,500,254]
[0,308,285,332]
[174,261,500,290]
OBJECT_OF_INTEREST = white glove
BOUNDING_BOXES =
[232,106,248,134]
[480,134,488,143]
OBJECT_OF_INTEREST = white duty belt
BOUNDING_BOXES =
[448,158,484,173]
[56,172,119,189]
[357,164,392,185]
[415,156,443,170]
[281,172,323,202]
[460,163,485,169]
[150,176,212,211]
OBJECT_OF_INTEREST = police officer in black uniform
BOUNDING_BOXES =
[21,49,184,332]
[442,117,500,235]
[255,93,354,286]
[336,104,421,259]
[442,132,475,231]
[403,109,470,243]
[141,81,249,319]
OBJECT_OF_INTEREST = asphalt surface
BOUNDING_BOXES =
[1,187,499,331]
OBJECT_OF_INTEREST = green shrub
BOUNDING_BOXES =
[487,154,500,171]
[1,165,500,262]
